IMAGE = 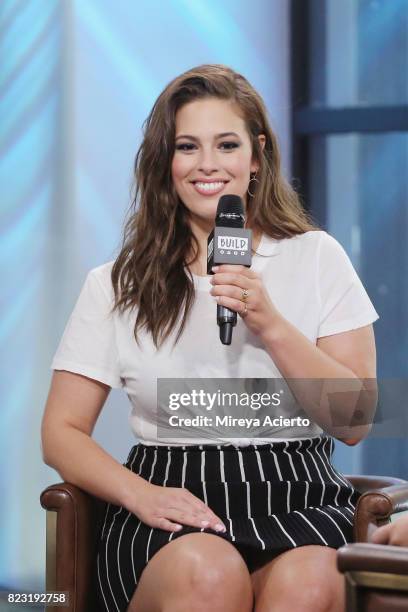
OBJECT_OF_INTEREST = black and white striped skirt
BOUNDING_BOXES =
[95,434,359,612]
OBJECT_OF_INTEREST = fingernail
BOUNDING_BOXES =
[215,523,226,532]
[212,266,219,272]
[175,524,182,530]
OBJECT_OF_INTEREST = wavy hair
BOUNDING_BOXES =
[111,64,320,349]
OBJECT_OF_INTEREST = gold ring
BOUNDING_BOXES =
[241,303,248,318]
[241,289,249,302]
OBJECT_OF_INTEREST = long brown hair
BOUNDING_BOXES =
[111,64,320,349]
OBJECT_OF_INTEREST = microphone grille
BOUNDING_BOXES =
[215,195,245,228]
[216,195,244,216]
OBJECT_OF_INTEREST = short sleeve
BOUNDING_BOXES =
[51,267,123,388]
[317,232,380,338]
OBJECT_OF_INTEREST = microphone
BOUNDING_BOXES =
[207,195,252,345]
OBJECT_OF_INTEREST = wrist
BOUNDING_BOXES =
[119,469,149,509]
[260,312,288,347]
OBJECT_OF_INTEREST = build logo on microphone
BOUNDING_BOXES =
[217,236,249,252]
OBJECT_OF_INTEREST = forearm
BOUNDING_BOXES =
[42,425,146,508]
[261,316,376,442]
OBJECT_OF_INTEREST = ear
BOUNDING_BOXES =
[258,134,266,151]
[251,134,266,173]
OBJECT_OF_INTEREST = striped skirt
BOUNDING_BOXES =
[95,434,360,612]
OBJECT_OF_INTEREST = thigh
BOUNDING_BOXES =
[127,532,254,612]
[251,545,345,612]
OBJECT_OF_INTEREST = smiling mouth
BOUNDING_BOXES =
[192,181,229,196]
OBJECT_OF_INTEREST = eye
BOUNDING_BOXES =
[175,141,240,152]
[175,143,196,151]
[219,141,239,150]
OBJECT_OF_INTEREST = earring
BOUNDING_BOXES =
[247,171,259,198]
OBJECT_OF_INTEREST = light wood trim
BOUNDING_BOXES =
[349,570,408,591]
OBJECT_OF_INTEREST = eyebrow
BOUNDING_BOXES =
[175,132,241,141]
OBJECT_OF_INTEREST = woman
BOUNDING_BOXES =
[41,65,379,612]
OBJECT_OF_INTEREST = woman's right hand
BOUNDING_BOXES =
[127,480,227,534]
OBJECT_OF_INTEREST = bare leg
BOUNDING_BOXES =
[251,545,345,612]
[127,532,254,612]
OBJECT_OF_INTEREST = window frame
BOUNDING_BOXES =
[290,0,408,217]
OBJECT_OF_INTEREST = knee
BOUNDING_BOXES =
[289,583,338,612]
[153,534,253,611]
[275,577,343,612]
[187,549,251,600]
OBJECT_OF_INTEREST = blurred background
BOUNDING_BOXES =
[0,0,407,599]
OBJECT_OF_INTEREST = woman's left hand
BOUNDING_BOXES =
[210,264,282,341]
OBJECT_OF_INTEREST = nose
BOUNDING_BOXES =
[197,147,219,174]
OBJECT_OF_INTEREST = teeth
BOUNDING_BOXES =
[194,181,225,192]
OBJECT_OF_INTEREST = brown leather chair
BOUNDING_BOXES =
[337,476,408,612]
[41,475,408,612]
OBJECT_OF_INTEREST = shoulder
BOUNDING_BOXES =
[286,230,350,261]
[288,229,330,249]
[89,260,115,282]
[263,229,328,258]
[263,231,355,282]
[84,260,115,302]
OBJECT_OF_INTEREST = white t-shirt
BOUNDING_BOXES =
[51,230,379,446]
